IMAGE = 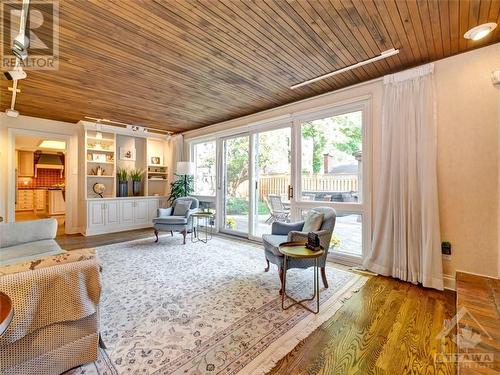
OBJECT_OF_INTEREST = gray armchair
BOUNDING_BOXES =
[153,197,199,244]
[262,207,336,293]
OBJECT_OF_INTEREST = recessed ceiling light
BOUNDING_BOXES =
[38,140,66,150]
[464,23,497,41]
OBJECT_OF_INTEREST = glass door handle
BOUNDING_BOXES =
[288,185,293,200]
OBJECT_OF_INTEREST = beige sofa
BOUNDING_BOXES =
[0,219,101,375]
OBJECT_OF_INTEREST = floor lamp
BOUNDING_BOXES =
[176,161,195,196]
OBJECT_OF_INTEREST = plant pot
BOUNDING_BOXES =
[118,181,128,197]
[132,181,141,196]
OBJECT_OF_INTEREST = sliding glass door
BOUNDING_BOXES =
[251,127,292,238]
[196,99,370,263]
[221,134,250,236]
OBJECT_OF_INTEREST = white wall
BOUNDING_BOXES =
[0,113,81,232]
[435,44,500,280]
[183,43,500,284]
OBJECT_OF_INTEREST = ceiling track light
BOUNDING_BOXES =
[84,116,174,136]
[464,23,497,41]
[290,48,400,89]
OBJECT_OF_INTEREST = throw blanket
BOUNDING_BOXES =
[0,249,101,346]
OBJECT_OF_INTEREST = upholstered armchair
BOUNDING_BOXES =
[262,207,336,293]
[153,197,199,244]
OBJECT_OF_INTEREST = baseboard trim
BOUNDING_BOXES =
[443,274,456,291]
[455,269,500,280]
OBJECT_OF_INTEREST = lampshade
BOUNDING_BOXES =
[176,161,195,175]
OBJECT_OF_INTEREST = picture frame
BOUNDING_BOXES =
[119,147,136,161]
[92,153,107,162]
[150,156,162,165]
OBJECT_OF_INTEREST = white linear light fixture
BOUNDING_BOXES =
[290,48,400,89]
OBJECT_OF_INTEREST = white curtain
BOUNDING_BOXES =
[363,63,444,290]
[172,134,184,165]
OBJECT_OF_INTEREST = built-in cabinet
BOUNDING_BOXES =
[15,189,47,211]
[80,121,171,236]
[17,151,34,177]
[86,197,167,235]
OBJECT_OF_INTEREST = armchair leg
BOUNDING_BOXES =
[154,229,159,243]
[181,229,187,245]
[321,267,328,288]
[279,267,284,295]
[171,230,174,236]
[264,258,270,272]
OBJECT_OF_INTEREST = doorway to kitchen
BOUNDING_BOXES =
[8,129,73,236]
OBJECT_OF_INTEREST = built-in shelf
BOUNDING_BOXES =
[148,172,168,175]
[87,148,115,152]
[87,136,115,142]
[87,175,114,178]
[87,160,114,164]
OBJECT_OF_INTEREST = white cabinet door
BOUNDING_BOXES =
[134,200,149,224]
[121,201,135,225]
[148,199,159,221]
[89,201,105,227]
[106,200,120,225]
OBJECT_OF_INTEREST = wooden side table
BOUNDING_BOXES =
[0,292,14,336]
[279,242,324,314]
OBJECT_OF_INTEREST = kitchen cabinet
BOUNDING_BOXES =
[48,190,65,215]
[16,190,34,211]
[17,151,34,177]
[34,189,46,211]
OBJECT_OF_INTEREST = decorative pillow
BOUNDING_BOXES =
[173,201,191,216]
[0,248,96,276]
[158,208,171,217]
[302,211,324,232]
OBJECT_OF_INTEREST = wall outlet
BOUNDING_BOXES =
[441,241,452,256]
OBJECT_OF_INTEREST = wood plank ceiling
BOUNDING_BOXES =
[1,0,499,132]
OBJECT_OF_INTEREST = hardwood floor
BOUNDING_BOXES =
[58,230,457,374]
[269,276,456,375]
[456,272,500,374]
[56,228,155,250]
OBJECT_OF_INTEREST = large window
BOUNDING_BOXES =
[298,109,365,258]
[192,141,216,196]
[300,111,362,203]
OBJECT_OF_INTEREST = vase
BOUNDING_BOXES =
[132,181,141,196]
[118,181,128,197]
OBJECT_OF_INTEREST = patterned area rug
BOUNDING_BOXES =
[66,235,367,375]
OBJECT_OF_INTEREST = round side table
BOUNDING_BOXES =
[191,212,215,243]
[279,242,324,314]
[0,292,14,336]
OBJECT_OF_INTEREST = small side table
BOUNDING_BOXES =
[191,212,215,243]
[0,291,14,336]
[279,242,324,314]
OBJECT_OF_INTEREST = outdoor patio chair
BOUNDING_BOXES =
[266,194,290,223]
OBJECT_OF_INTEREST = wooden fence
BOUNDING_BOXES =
[257,173,358,200]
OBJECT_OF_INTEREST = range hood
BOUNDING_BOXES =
[35,153,64,177]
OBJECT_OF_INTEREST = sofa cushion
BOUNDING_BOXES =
[302,211,324,232]
[0,219,57,248]
[0,239,64,267]
[173,201,191,216]
[262,234,287,256]
[153,216,188,225]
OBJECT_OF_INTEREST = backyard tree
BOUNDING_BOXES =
[302,121,327,174]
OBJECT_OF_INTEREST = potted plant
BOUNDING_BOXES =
[167,173,194,205]
[117,168,128,197]
[130,169,144,196]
